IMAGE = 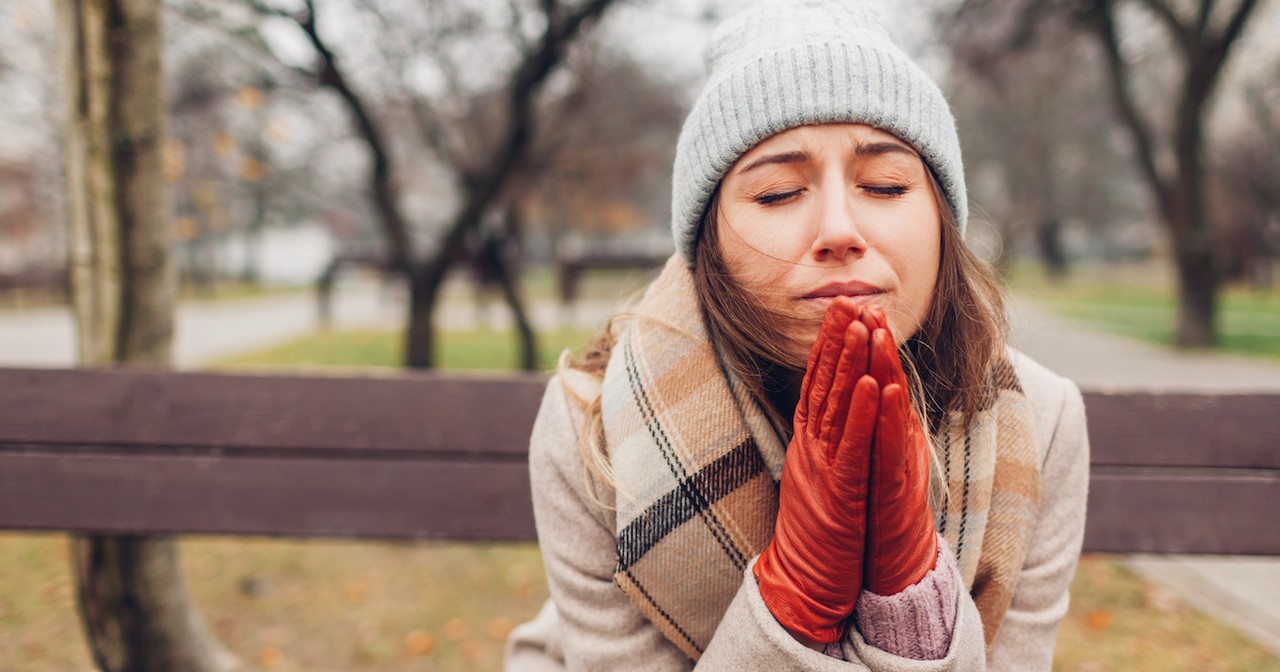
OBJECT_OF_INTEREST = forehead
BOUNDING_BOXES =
[736,123,917,165]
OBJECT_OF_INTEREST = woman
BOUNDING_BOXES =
[506,1,1089,669]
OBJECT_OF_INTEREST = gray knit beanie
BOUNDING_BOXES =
[671,0,967,261]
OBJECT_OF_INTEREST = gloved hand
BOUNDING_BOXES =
[754,298,880,644]
[861,306,939,596]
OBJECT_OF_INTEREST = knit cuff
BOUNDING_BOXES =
[853,536,959,660]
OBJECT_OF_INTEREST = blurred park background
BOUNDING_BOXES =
[0,0,1278,670]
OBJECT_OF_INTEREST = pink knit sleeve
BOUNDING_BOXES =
[852,536,959,660]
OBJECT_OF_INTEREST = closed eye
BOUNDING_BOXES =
[862,185,908,197]
[755,189,803,205]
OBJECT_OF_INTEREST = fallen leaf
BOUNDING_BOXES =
[342,581,370,604]
[1085,610,1113,632]
[488,616,516,641]
[259,646,283,669]
[404,629,436,657]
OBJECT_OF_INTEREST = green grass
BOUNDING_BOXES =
[517,265,658,304]
[0,280,306,312]
[4,322,1278,670]
[179,280,310,304]
[217,326,597,373]
[1007,263,1280,359]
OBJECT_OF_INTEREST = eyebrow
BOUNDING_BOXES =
[735,150,809,175]
[735,141,919,175]
[855,141,918,159]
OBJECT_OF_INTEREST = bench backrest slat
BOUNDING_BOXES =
[1,450,535,540]
[2,368,1276,554]
[0,367,547,456]
[1084,391,1280,469]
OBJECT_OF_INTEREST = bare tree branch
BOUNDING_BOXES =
[409,98,467,171]
[414,54,481,172]
[1082,1,1171,217]
[475,0,615,200]
[415,0,622,318]
[358,3,470,171]
[194,0,627,367]
[541,0,560,31]
[1213,0,1260,56]
[530,40,600,165]
[170,2,315,82]
[507,0,534,52]
[242,0,415,274]
[944,0,1059,86]
[1174,0,1261,145]
[1135,0,1194,55]
[238,0,293,20]
[1196,0,1217,36]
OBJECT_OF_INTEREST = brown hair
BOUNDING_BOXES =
[562,171,1008,490]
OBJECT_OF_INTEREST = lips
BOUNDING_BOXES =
[800,280,886,300]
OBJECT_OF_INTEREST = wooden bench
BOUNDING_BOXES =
[1,366,1277,555]
[555,252,666,306]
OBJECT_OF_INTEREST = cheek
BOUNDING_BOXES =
[719,212,807,263]
[717,219,798,300]
[887,222,941,338]
[717,218,820,363]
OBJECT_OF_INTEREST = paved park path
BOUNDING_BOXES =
[1007,295,1280,656]
[0,281,400,369]
[2,280,1278,655]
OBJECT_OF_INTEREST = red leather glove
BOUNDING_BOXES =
[754,298,880,644]
[862,307,939,595]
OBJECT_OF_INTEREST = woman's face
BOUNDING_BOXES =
[716,123,942,357]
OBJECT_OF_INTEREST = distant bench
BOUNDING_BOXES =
[556,252,667,306]
[0,366,1277,554]
[0,269,69,303]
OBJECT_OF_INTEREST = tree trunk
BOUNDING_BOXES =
[1173,244,1219,348]
[404,195,491,368]
[489,250,538,371]
[1037,217,1068,281]
[1078,0,1261,351]
[405,265,441,369]
[73,537,238,672]
[58,1,236,670]
[239,186,267,284]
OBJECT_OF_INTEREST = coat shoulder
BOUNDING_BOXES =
[1007,347,1085,463]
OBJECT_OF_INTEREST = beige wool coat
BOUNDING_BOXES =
[505,348,1089,671]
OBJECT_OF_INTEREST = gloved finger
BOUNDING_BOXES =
[845,318,871,383]
[832,375,878,484]
[820,320,871,449]
[866,381,939,596]
[869,327,909,391]
[859,303,887,334]
[892,381,930,488]
[802,332,843,437]
[825,296,863,332]
[800,299,859,402]
[868,328,893,389]
[805,302,862,433]
[873,383,912,495]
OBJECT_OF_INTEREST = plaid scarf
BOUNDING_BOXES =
[602,257,1041,659]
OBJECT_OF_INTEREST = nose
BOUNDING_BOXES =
[811,182,867,262]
